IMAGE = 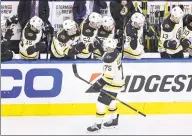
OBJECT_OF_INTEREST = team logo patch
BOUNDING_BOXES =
[165,24,170,28]
[60,35,65,39]
[28,33,33,37]
[86,29,91,33]
[106,55,111,59]
[100,31,106,34]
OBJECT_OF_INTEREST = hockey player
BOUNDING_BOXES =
[93,16,116,59]
[87,38,124,132]
[123,12,146,59]
[181,13,192,58]
[19,16,46,60]
[50,19,86,59]
[77,12,102,59]
[1,15,18,62]
[158,6,184,58]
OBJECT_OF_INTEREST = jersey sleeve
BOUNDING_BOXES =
[51,30,72,58]
[124,22,137,48]
[51,37,72,58]
[158,17,175,52]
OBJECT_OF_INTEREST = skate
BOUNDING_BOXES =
[103,114,119,129]
[87,123,101,133]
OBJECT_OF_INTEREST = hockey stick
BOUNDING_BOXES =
[72,63,146,117]
[46,34,52,59]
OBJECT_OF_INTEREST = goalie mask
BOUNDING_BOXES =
[131,12,145,29]
[170,6,184,24]
[29,16,44,33]
[63,19,78,36]
[89,12,102,29]
[102,16,115,31]
[103,38,118,52]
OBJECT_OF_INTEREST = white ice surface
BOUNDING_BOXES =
[1,115,192,135]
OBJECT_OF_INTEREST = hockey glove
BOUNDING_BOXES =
[164,40,177,50]
[26,43,46,55]
[145,28,154,37]
[26,46,36,55]
[44,25,54,35]
[44,21,54,35]
[4,29,14,41]
[180,38,191,50]
[75,42,86,52]
[94,37,103,49]
[7,15,18,26]
[92,78,107,91]
[35,42,46,51]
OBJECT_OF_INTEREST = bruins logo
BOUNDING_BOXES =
[165,24,170,28]
[176,27,182,40]
[60,35,65,39]
[100,31,106,34]
[86,29,91,33]
[120,6,128,16]
[28,33,33,37]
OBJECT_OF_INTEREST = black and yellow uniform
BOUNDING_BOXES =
[92,49,124,105]
[93,26,115,60]
[158,15,183,58]
[123,20,144,59]
[78,16,99,59]
[19,23,46,60]
[50,28,81,59]
[181,14,192,58]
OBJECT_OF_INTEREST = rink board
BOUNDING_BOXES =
[1,59,192,116]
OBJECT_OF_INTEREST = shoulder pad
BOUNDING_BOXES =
[57,30,70,43]
[162,16,175,32]
[103,49,119,63]
[24,26,37,40]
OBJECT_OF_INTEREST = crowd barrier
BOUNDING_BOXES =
[1,59,192,116]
